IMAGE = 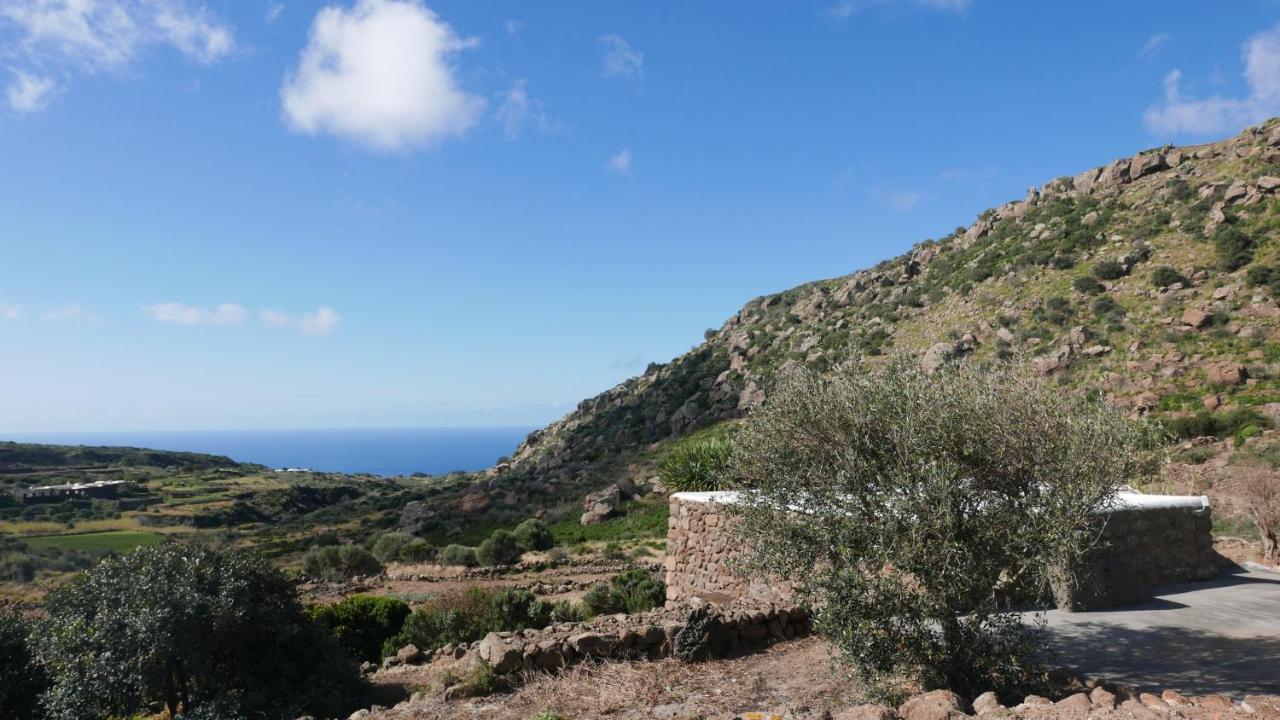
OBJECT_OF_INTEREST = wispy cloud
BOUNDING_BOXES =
[144,302,246,325]
[1144,23,1280,136]
[1139,32,1172,60]
[281,0,483,152]
[493,79,559,140]
[145,302,341,335]
[265,2,284,24]
[0,299,99,323]
[827,0,971,20]
[504,18,522,36]
[0,0,236,113]
[607,148,632,174]
[599,33,643,82]
[873,188,923,211]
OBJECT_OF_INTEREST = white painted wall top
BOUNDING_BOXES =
[671,489,1210,512]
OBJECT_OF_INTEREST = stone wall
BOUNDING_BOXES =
[664,493,795,606]
[459,599,810,676]
[1053,505,1219,611]
[666,491,1219,611]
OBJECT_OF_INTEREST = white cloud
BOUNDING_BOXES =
[607,148,632,174]
[599,33,643,82]
[298,306,341,335]
[1139,32,1172,60]
[280,0,484,152]
[6,71,57,112]
[39,302,96,323]
[1144,24,1280,136]
[143,302,246,325]
[504,19,521,36]
[1,0,236,111]
[493,78,557,140]
[827,0,970,19]
[0,302,26,321]
[259,308,291,327]
[266,2,285,24]
[145,302,340,335]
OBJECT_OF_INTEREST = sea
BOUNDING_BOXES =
[1,427,536,477]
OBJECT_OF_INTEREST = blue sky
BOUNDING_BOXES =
[2,1,1280,432]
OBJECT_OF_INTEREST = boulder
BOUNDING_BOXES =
[1258,176,1280,192]
[971,692,1004,716]
[1225,182,1249,204]
[1090,687,1117,710]
[1206,361,1247,386]
[898,690,965,720]
[1182,307,1212,329]
[581,485,622,525]
[477,632,523,674]
[1056,693,1093,714]
[395,644,423,665]
[1129,152,1168,179]
[460,493,490,513]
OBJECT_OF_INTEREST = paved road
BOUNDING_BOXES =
[1039,569,1280,696]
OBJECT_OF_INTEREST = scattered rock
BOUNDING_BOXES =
[898,690,965,720]
[971,692,1004,716]
[1056,693,1093,714]
[1182,307,1212,329]
[835,704,900,720]
[395,644,423,665]
[1090,687,1118,710]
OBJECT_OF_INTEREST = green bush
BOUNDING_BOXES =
[439,660,496,699]
[302,545,383,581]
[1073,276,1104,295]
[549,599,589,623]
[581,569,666,616]
[1092,259,1128,280]
[1151,266,1189,288]
[34,544,362,720]
[309,595,411,663]
[512,519,554,552]
[1165,408,1272,441]
[370,532,414,563]
[398,539,435,563]
[1213,225,1255,271]
[0,607,45,720]
[1246,264,1280,296]
[387,587,552,654]
[476,529,523,567]
[659,437,736,492]
[438,544,478,567]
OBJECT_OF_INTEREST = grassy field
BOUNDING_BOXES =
[22,530,166,553]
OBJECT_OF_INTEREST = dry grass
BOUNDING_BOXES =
[366,636,862,720]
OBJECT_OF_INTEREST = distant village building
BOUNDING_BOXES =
[18,479,130,504]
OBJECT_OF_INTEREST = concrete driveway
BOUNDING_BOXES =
[1040,568,1280,696]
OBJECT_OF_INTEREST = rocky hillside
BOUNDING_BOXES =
[479,120,1280,519]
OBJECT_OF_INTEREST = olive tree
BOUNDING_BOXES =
[730,360,1162,697]
[34,544,363,720]
[0,606,45,720]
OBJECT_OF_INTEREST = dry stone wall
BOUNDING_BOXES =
[1053,505,1219,610]
[664,493,796,606]
[667,493,1219,611]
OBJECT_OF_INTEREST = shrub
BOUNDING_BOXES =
[438,544,478,567]
[1073,276,1104,295]
[302,545,383,581]
[0,553,34,583]
[34,544,362,720]
[309,595,411,663]
[1092,259,1128,280]
[1246,264,1280,296]
[659,437,736,492]
[476,529,523,567]
[581,569,666,616]
[549,599,589,623]
[1238,464,1280,561]
[512,519,554,552]
[370,532,414,563]
[731,360,1162,698]
[1151,266,1189,288]
[387,587,552,654]
[1214,225,1255,271]
[1164,408,1271,441]
[0,607,45,720]
[1033,296,1073,326]
[439,660,496,698]
[398,539,435,563]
